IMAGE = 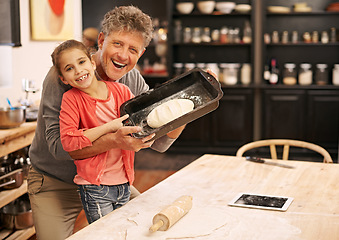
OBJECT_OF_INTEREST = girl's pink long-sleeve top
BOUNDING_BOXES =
[59,81,135,185]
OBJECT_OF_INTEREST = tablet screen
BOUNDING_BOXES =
[228,193,293,211]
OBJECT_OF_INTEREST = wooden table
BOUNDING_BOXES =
[67,154,339,240]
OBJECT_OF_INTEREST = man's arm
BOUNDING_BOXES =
[69,126,155,160]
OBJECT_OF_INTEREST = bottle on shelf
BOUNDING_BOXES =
[242,20,252,44]
[321,31,329,44]
[269,58,279,84]
[241,63,251,85]
[263,64,271,83]
[330,27,337,43]
[174,20,182,43]
[281,31,289,44]
[332,64,339,86]
[291,31,298,43]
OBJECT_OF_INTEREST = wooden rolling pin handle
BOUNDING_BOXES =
[149,219,164,233]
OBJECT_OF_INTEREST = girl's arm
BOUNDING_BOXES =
[83,114,129,142]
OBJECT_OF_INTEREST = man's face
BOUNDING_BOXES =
[97,30,145,81]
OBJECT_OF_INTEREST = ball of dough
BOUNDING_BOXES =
[147,99,194,128]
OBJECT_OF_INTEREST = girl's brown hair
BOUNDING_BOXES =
[51,39,91,75]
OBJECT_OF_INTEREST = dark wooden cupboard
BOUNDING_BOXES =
[82,0,339,161]
[171,87,254,155]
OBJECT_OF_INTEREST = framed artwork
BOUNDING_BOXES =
[30,0,74,40]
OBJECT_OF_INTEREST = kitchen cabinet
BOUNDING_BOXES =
[263,0,339,85]
[0,122,36,240]
[262,88,306,140]
[261,86,339,160]
[171,87,254,155]
[81,0,339,161]
[167,0,253,76]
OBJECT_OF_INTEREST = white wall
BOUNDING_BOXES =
[0,0,82,107]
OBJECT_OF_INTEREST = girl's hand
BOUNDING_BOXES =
[108,114,129,132]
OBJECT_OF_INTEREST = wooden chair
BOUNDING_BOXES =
[236,139,333,163]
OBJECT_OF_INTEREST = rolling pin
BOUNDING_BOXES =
[149,195,193,233]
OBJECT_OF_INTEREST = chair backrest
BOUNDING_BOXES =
[236,139,333,163]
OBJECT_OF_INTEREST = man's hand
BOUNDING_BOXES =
[111,126,155,151]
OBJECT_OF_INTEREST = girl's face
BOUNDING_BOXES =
[59,48,96,90]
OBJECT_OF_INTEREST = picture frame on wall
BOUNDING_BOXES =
[0,0,21,47]
[30,0,74,41]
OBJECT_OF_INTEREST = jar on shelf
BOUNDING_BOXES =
[173,63,184,76]
[312,31,319,43]
[282,63,297,85]
[240,63,251,85]
[298,63,313,85]
[315,64,329,85]
[196,63,206,71]
[192,27,202,43]
[321,31,329,44]
[211,29,220,42]
[233,28,241,43]
[220,63,240,85]
[264,33,271,44]
[272,31,279,43]
[281,31,289,44]
[201,27,211,43]
[220,27,228,43]
[183,27,192,43]
[184,63,196,72]
[174,20,182,43]
[291,31,298,43]
[332,64,339,86]
[303,32,311,43]
[206,63,219,79]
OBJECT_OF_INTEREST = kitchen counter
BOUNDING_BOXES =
[0,122,37,240]
[0,122,37,157]
[67,154,339,240]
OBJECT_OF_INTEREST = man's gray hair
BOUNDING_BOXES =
[101,5,154,48]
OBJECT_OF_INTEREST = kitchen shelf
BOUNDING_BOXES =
[267,42,339,47]
[0,226,35,240]
[0,180,28,208]
[173,43,251,46]
[258,84,339,89]
[173,12,251,17]
[0,122,37,240]
[266,11,339,16]
[0,122,37,157]
[266,42,339,47]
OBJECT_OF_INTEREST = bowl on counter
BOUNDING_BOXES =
[215,1,236,14]
[197,1,216,14]
[0,106,26,129]
[176,2,194,14]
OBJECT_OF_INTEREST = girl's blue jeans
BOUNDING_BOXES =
[78,183,130,224]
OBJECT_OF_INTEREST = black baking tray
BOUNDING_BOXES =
[120,68,223,140]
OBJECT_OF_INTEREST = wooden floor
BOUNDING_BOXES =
[29,149,201,238]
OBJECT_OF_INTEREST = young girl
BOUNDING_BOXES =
[53,39,134,223]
